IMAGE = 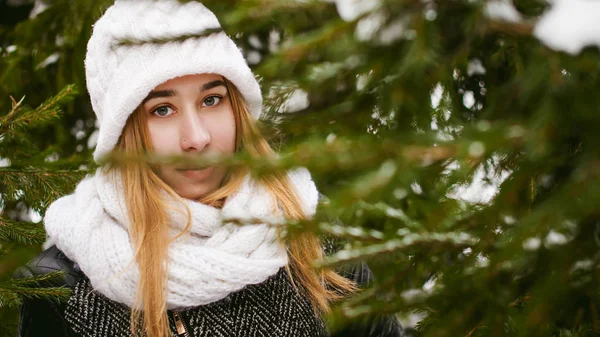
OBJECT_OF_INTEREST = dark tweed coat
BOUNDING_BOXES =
[16,246,405,337]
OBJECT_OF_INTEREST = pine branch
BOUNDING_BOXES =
[0,273,71,308]
[0,218,46,245]
[318,230,477,268]
[0,168,87,211]
[4,95,26,121]
[0,84,77,135]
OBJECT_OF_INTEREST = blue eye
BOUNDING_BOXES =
[152,105,174,117]
[202,95,221,107]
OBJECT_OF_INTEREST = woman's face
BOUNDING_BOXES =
[142,73,236,200]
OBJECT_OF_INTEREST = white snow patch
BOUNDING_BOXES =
[393,188,408,199]
[398,311,427,330]
[246,50,262,65]
[355,12,407,45]
[442,160,460,176]
[355,12,385,41]
[476,253,489,268]
[484,0,522,23]
[345,55,362,68]
[423,277,437,292]
[534,0,600,55]
[442,109,451,120]
[468,141,485,157]
[463,91,475,109]
[55,35,65,47]
[378,160,397,180]
[424,8,437,21]
[522,237,541,251]
[410,182,423,195]
[278,89,310,113]
[386,207,404,219]
[268,30,281,53]
[248,35,263,49]
[13,189,24,199]
[430,116,438,131]
[333,0,380,22]
[467,58,487,76]
[503,215,516,225]
[28,208,43,223]
[44,153,59,163]
[0,157,10,167]
[453,69,461,80]
[431,83,444,109]
[37,52,60,69]
[544,230,568,247]
[400,288,428,302]
[356,73,370,91]
[448,156,512,204]
[30,0,50,19]
[348,227,365,236]
[570,259,594,273]
[378,17,406,45]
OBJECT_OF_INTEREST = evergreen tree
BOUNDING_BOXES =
[2,0,600,336]
[0,86,81,333]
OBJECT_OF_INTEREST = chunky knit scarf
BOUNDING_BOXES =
[43,168,318,310]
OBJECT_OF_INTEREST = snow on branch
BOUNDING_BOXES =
[534,0,600,55]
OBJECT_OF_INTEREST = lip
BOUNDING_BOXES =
[176,166,213,180]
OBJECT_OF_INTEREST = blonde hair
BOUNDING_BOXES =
[111,78,356,337]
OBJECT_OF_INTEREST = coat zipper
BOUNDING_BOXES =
[172,311,190,337]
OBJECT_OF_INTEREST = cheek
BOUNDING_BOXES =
[207,110,236,153]
[147,121,177,154]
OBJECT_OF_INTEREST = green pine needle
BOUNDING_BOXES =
[0,218,46,245]
[0,273,71,308]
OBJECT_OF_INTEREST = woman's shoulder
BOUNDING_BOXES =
[13,245,81,289]
[14,246,81,337]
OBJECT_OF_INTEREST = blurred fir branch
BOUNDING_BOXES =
[0,272,71,308]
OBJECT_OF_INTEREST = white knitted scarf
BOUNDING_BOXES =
[43,168,319,309]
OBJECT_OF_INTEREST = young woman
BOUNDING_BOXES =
[16,1,405,336]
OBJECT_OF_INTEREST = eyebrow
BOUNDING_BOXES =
[142,80,227,104]
[202,80,226,92]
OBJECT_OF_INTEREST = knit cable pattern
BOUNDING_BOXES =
[85,0,263,162]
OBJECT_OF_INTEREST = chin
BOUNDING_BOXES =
[175,187,209,200]
[174,182,220,200]
[159,167,226,201]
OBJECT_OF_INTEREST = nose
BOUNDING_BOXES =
[180,110,210,152]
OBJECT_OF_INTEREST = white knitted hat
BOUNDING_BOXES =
[85,0,262,162]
